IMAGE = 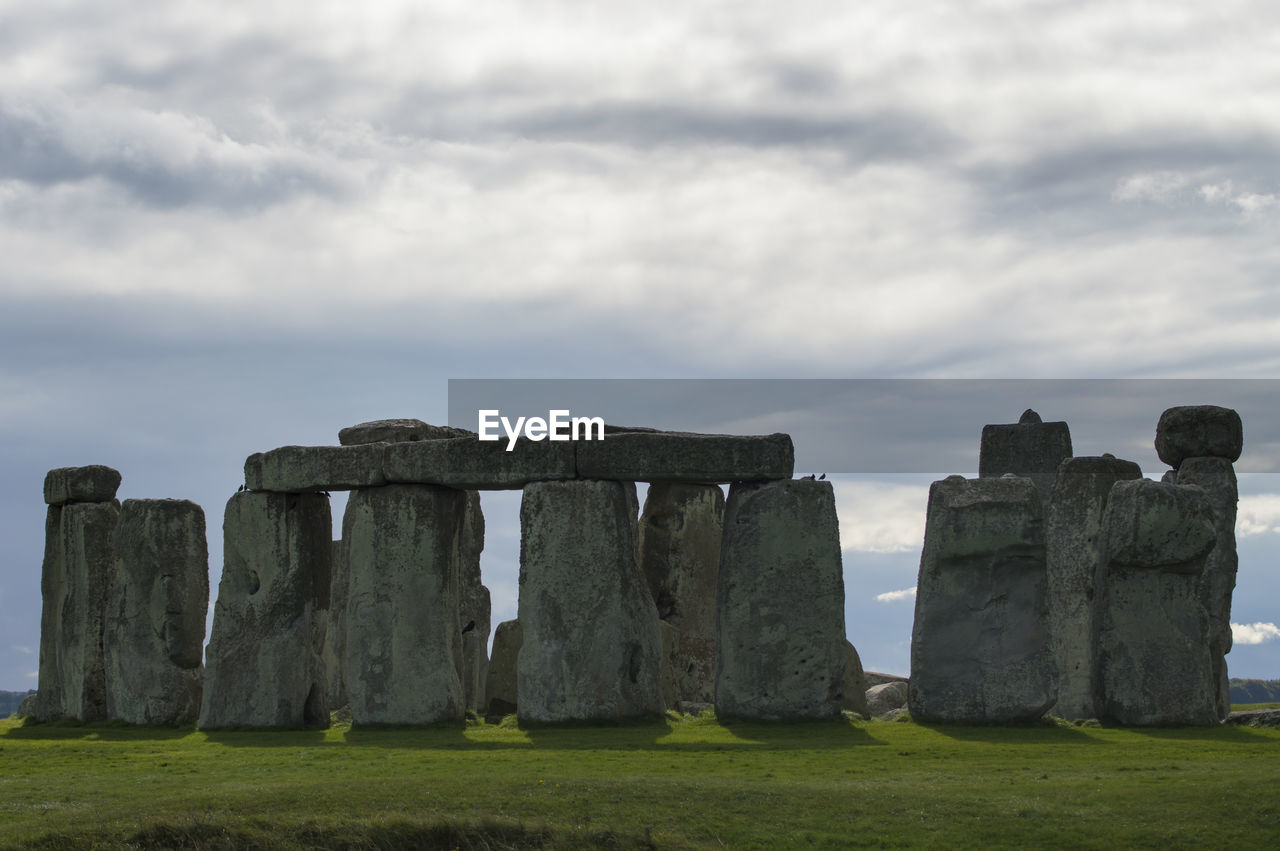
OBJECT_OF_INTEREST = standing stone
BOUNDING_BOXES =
[1155,405,1243,468]
[104,499,208,725]
[200,491,331,729]
[638,482,724,704]
[1096,478,1218,725]
[1162,456,1238,719]
[458,490,491,715]
[344,484,465,725]
[979,409,1072,510]
[1046,455,1142,719]
[659,620,683,711]
[37,499,120,721]
[322,535,350,709]
[484,618,522,720]
[842,640,870,718]
[909,476,1056,723]
[716,479,847,720]
[518,479,663,723]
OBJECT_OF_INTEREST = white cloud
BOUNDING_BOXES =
[11,645,31,655]
[1112,171,1192,204]
[875,587,917,603]
[833,480,929,554]
[1232,622,1280,645]
[1236,494,1280,537]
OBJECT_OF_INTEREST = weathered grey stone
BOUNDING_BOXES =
[344,484,465,725]
[842,640,869,718]
[44,465,121,506]
[17,692,37,717]
[1095,478,1218,725]
[385,437,575,490]
[1170,456,1239,720]
[1046,455,1142,719]
[458,491,490,714]
[576,431,794,483]
[979,410,1072,508]
[882,706,910,721]
[322,535,350,710]
[909,475,1056,724]
[37,501,119,721]
[517,479,663,723]
[484,618,522,720]
[200,491,331,729]
[866,681,909,717]
[659,620,682,712]
[103,499,208,725]
[1155,405,1243,468]
[244,444,386,493]
[716,479,846,720]
[638,482,724,704]
[339,418,474,445]
[863,671,909,688]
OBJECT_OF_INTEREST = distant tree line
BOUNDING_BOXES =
[1,689,36,716]
[1230,678,1280,704]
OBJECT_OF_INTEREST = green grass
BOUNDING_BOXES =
[1233,702,1280,712]
[2,713,1278,849]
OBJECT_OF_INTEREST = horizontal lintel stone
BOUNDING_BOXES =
[384,436,575,489]
[574,431,794,483]
[338,418,475,446]
[44,465,122,505]
[245,444,386,493]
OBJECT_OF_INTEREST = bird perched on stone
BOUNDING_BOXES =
[461,619,476,634]
[818,473,826,480]
[802,474,816,480]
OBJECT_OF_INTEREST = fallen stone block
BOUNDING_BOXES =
[244,444,386,493]
[339,418,474,445]
[576,431,794,483]
[1155,405,1243,467]
[104,499,208,725]
[979,409,1072,508]
[385,437,575,490]
[44,465,122,506]
[716,479,846,720]
[866,681,909,717]
[484,618,522,721]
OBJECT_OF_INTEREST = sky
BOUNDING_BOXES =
[2,0,1280,690]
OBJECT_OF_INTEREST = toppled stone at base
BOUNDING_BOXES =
[458,491,490,714]
[104,499,208,725]
[44,465,122,506]
[576,431,794,483]
[909,476,1056,724]
[866,681,909,717]
[484,619,522,720]
[200,491,331,729]
[37,501,119,721]
[1155,405,1243,468]
[385,437,575,490]
[1046,455,1142,720]
[1176,456,1240,719]
[979,411,1072,507]
[339,419,474,446]
[842,640,869,718]
[638,482,724,704]
[245,444,386,493]
[716,479,846,720]
[1096,478,1218,726]
[344,485,465,726]
[518,480,663,723]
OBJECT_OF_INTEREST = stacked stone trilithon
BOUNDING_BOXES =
[979,409,1072,512]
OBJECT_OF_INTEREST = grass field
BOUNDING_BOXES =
[2,712,1278,849]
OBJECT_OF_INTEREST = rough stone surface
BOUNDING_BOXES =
[842,640,869,718]
[576,431,794,483]
[716,479,846,720]
[979,411,1073,508]
[200,491,331,729]
[1046,455,1142,719]
[103,499,208,725]
[339,418,474,446]
[1155,405,1243,467]
[44,465,122,506]
[484,619,522,720]
[344,484,465,725]
[1176,456,1239,719]
[458,491,490,714]
[659,620,683,711]
[17,693,37,717]
[909,476,1056,724]
[518,479,663,723]
[37,501,119,721]
[1096,478,1218,725]
[322,535,350,709]
[245,444,386,493]
[866,681,909,717]
[863,671,909,688]
[638,482,724,704]
[385,437,575,490]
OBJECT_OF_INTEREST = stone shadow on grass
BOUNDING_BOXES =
[1123,724,1277,743]
[1,720,198,743]
[912,721,1106,745]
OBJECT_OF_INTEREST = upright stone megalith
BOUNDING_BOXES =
[200,491,331,729]
[1046,455,1142,719]
[518,479,663,723]
[979,409,1072,510]
[104,499,208,725]
[458,490,491,715]
[909,475,1056,723]
[716,478,846,720]
[344,484,466,725]
[638,482,724,705]
[1096,478,1218,725]
[484,618,522,720]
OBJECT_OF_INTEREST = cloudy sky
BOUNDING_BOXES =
[3,1,1279,689]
